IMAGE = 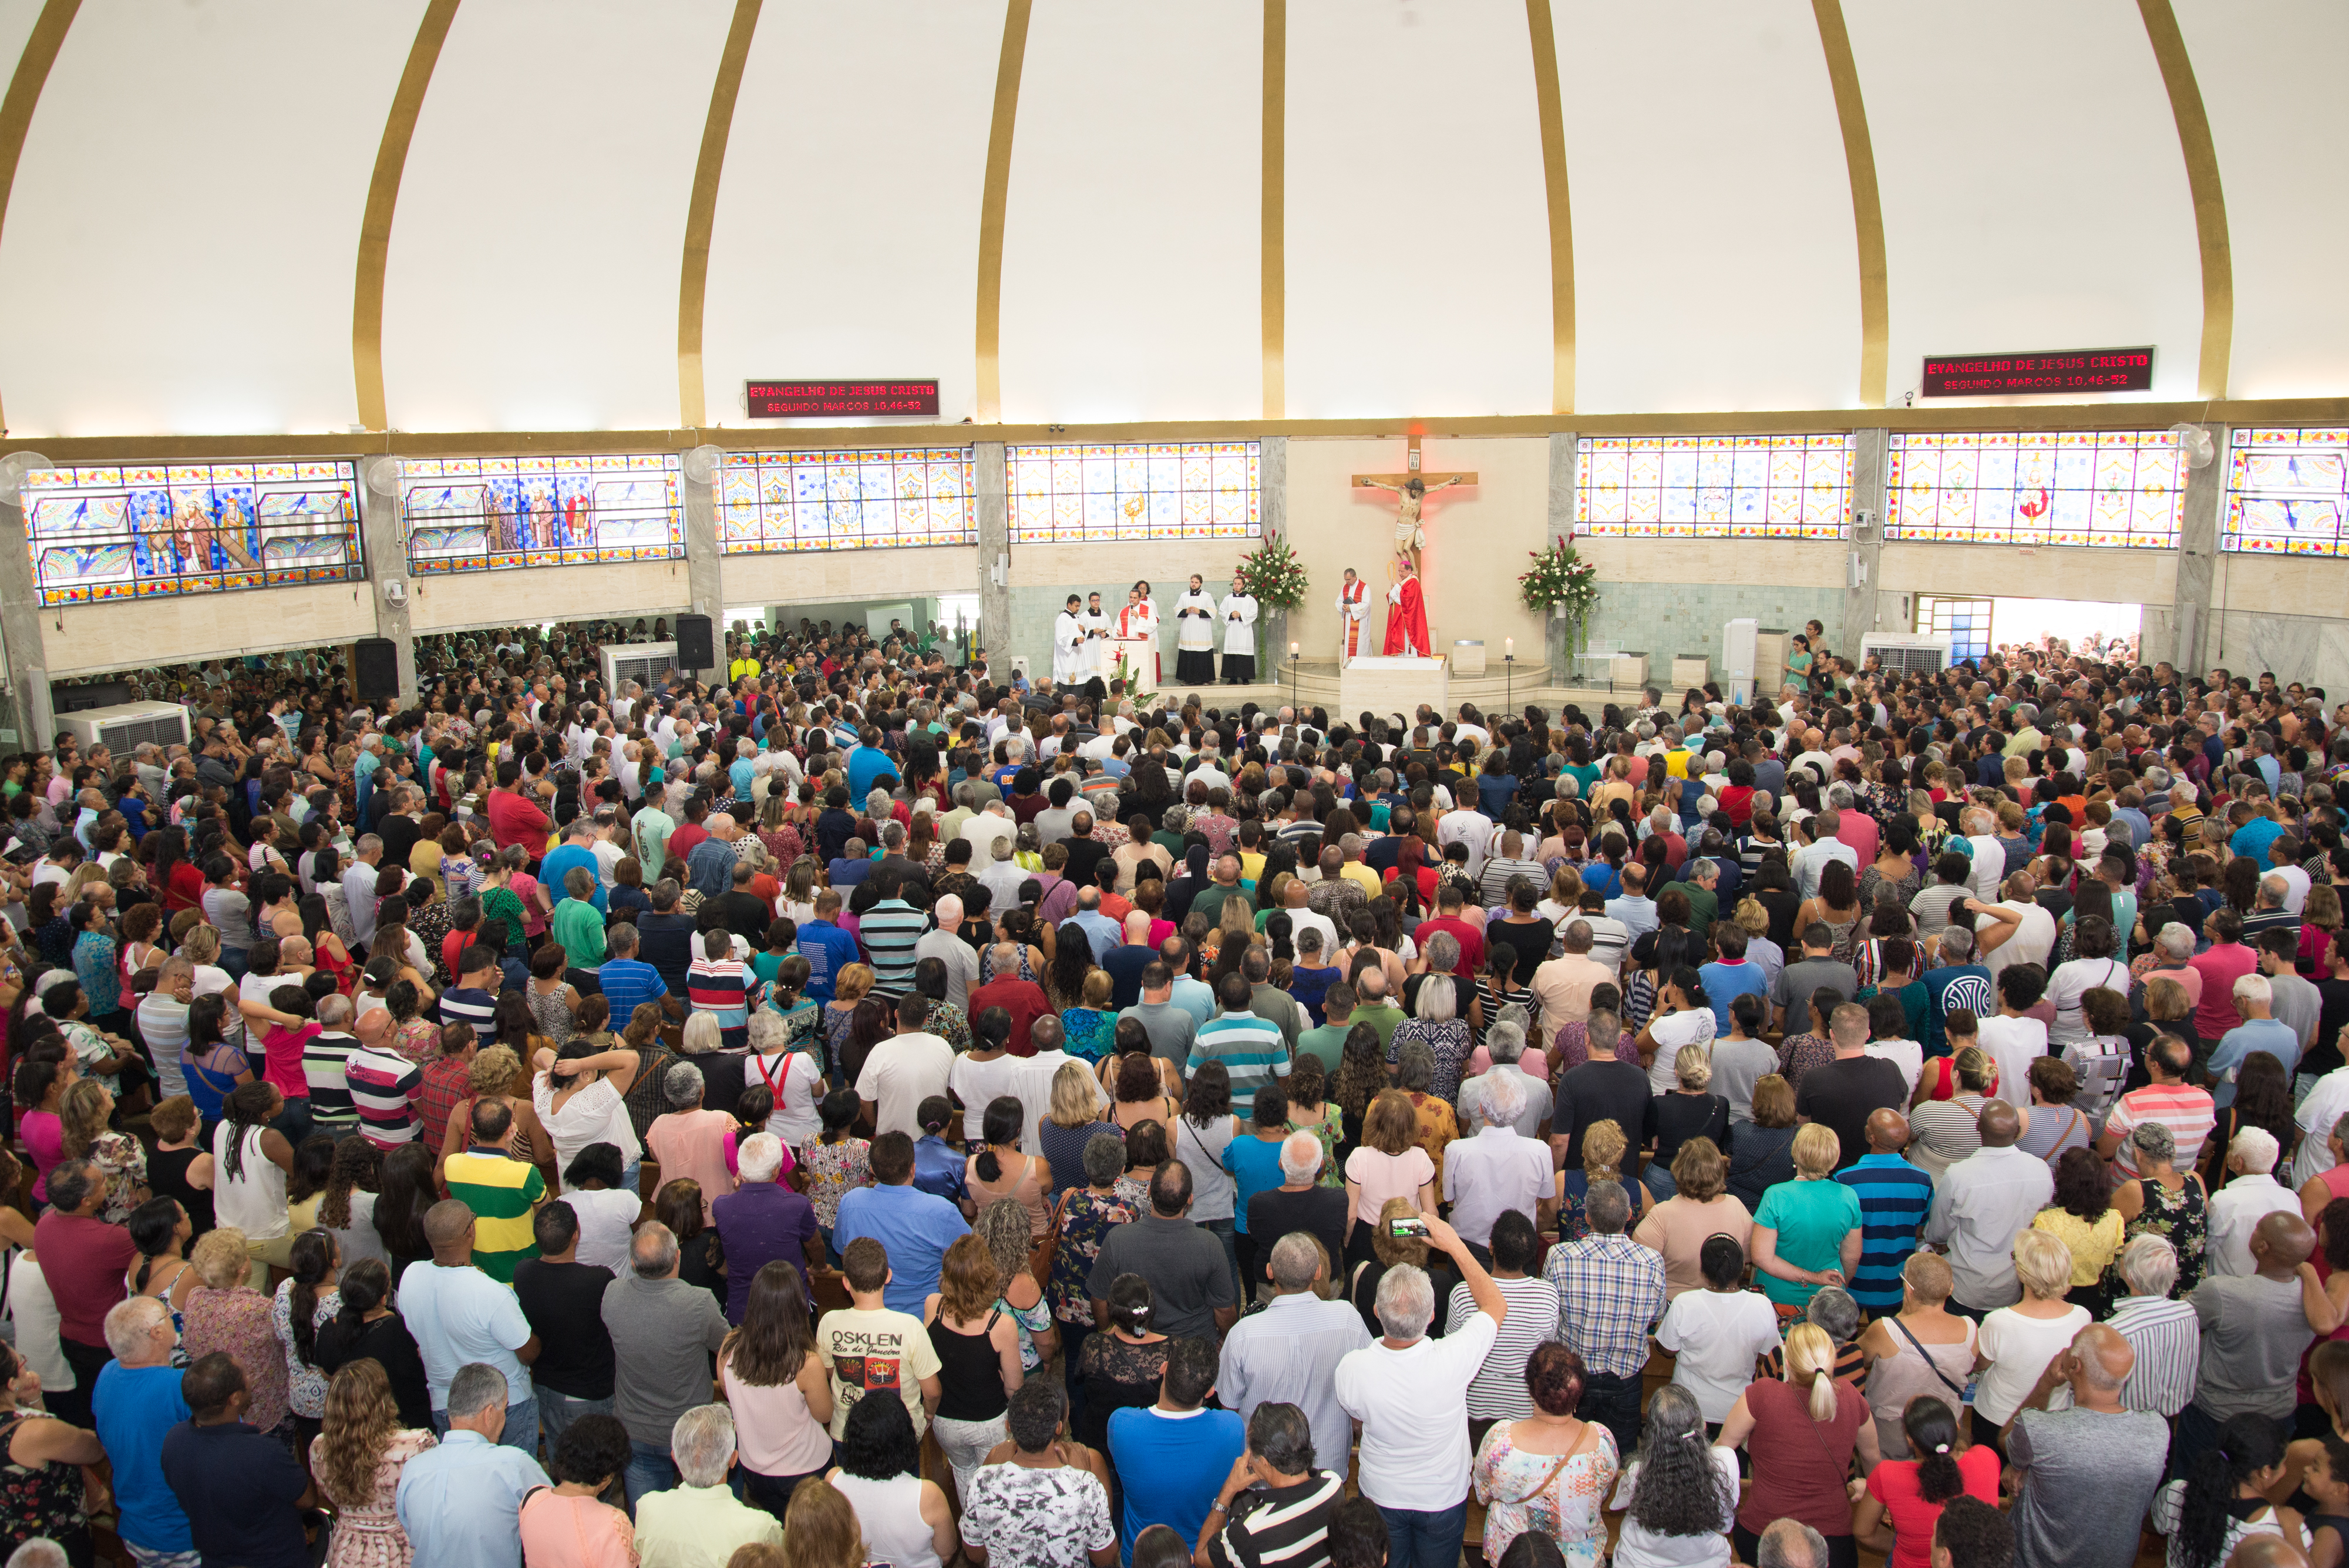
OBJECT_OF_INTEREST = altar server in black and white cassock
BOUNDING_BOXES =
[1220,571,1259,685]
[1173,573,1219,686]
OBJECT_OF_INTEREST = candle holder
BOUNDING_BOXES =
[1505,641,1516,714]
[1289,642,1300,717]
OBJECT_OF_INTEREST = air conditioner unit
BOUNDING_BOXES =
[599,641,678,691]
[1859,632,1954,675]
[1721,618,1758,705]
[59,701,190,753]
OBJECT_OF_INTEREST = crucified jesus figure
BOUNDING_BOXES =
[1359,474,1462,578]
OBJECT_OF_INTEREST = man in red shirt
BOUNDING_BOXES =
[1415,883,1486,978]
[483,758,550,855]
[970,940,1052,1055]
[33,1158,136,1429]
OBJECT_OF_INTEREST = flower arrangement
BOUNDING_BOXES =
[1108,649,1155,708]
[1518,534,1601,653]
[1236,529,1310,610]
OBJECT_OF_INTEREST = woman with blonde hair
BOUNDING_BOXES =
[1632,1136,1753,1300]
[1716,1321,1880,1567]
[922,1233,1023,1503]
[1554,1119,1654,1241]
[1971,1229,2089,1452]
[1347,1195,1461,1340]
[1342,1089,1437,1266]
[822,963,874,1081]
[1647,1044,1729,1197]
[783,1478,874,1568]
[1750,1122,1863,1311]
[1037,1060,1118,1196]
[60,1075,145,1223]
[312,1357,438,1567]
[182,1226,292,1436]
[436,1042,556,1192]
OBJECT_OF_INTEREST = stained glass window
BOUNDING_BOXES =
[1884,430,2182,547]
[719,449,976,554]
[21,460,363,606]
[1574,435,1852,537]
[1007,442,1260,544]
[2223,427,2349,556]
[1915,595,1993,662]
[401,453,684,573]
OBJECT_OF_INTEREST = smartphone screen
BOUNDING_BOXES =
[1387,1217,1429,1239]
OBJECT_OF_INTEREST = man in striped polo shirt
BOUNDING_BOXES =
[857,866,930,1000]
[1190,972,1290,1119]
[443,1099,548,1282]
[687,927,756,1051]
[1834,1108,1933,1315]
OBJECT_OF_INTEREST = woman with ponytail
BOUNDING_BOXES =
[2152,1411,2298,1568]
[1853,1396,2003,1568]
[1715,1322,1879,1568]
[314,1256,433,1430]
[962,1095,1048,1240]
[274,1227,342,1453]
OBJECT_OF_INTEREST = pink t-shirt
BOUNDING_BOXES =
[263,1021,319,1100]
[1632,1193,1755,1298]
[645,1107,740,1221]
[1344,1145,1436,1226]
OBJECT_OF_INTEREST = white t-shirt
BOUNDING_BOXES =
[191,963,243,1044]
[563,1187,645,1274]
[533,1072,645,1186]
[1657,1287,1784,1421]
[2045,957,2131,1046]
[948,1051,1029,1143]
[855,1032,955,1140]
[1646,1008,1718,1095]
[1334,1308,1500,1510]
[1977,1014,2050,1106]
[749,1049,827,1148]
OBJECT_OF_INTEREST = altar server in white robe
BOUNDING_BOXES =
[1220,572,1260,685]
[1051,594,1089,684]
[1172,573,1219,686]
[1078,591,1114,681]
[1116,580,1160,684]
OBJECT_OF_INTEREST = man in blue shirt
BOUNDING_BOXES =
[2206,971,2303,1108]
[161,1352,312,1568]
[846,728,897,802]
[1107,1335,1247,1566]
[1836,1109,1935,1315]
[597,923,682,1029]
[2231,803,2286,866]
[95,1297,195,1566]
[1919,926,1994,1057]
[1697,926,1772,1032]
[395,1362,552,1568]
[832,1132,970,1314]
[1061,887,1123,964]
[798,889,861,1003]
[537,820,608,914]
[441,943,504,1034]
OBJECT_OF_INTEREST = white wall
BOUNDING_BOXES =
[699,0,1005,429]
[2174,0,2349,401]
[995,0,1263,424]
[1554,0,1860,413]
[379,0,736,433]
[1282,0,1554,419]
[41,581,378,678]
[0,0,425,436]
[1844,0,2204,406]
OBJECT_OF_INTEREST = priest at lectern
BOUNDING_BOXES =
[1115,580,1159,684]
[1383,556,1430,657]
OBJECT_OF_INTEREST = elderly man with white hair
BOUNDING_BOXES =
[2105,1234,2200,1416]
[632,1402,782,1564]
[1456,1019,1552,1138]
[2203,1125,2300,1276]
[914,893,979,1011]
[1332,1212,1507,1568]
[1438,1069,1553,1261]
[1243,1132,1350,1288]
[977,829,1028,911]
[1218,1231,1371,1474]
[93,1295,193,1567]
[960,797,1017,861]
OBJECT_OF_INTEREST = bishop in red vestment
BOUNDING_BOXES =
[1383,558,1431,657]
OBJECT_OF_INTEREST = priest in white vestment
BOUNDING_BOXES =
[1172,573,1219,687]
[1115,580,1160,684]
[1220,573,1260,685]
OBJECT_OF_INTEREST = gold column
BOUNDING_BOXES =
[1810,0,1888,409]
[352,0,462,433]
[2138,0,2232,400]
[0,0,82,435]
[1525,0,1574,415]
[974,0,1035,425]
[678,0,765,430]
[1261,0,1286,420]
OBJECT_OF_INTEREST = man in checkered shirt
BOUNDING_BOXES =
[1542,1177,1665,1459]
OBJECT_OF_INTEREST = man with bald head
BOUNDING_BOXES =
[2004,1324,2169,1568]
[2176,1210,2340,1476]
[1835,1108,1933,1315]
[1921,1099,2054,1317]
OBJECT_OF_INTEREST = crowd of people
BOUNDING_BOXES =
[0,613,2336,1568]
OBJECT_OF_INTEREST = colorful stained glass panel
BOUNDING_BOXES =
[1884,430,2182,547]
[2223,428,2349,556]
[718,448,976,554]
[1007,442,1261,543]
[401,453,684,573]
[1574,435,1853,537]
[22,459,363,605]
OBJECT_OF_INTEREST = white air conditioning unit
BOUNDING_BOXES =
[59,701,190,752]
[1859,632,1954,675]
[1721,618,1758,705]
[600,641,678,691]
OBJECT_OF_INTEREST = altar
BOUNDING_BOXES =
[1339,655,1448,719]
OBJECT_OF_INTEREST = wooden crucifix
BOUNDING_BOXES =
[1354,433,1475,579]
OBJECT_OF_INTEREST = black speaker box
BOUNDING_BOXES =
[677,614,715,670]
[354,637,400,699]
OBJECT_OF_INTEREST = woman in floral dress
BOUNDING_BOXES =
[1049,1134,1138,1399]
[802,1089,873,1260]
[311,1358,437,1567]
[1474,1343,1619,1568]
[61,1078,145,1224]
[275,1230,344,1445]
[183,1228,292,1438]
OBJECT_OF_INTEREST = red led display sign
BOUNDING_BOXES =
[746,381,940,418]
[1919,348,2155,398]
